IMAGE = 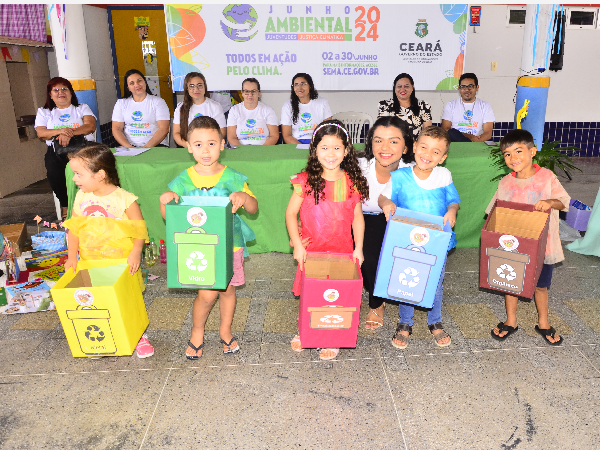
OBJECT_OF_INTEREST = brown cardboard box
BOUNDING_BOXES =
[0,223,28,256]
[480,200,549,298]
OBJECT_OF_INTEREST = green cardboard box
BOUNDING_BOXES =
[165,196,233,289]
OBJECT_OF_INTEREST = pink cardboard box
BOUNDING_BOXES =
[298,252,362,349]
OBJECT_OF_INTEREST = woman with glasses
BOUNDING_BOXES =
[226,78,279,146]
[173,72,226,147]
[377,73,432,139]
[112,69,170,148]
[281,73,332,144]
[35,77,97,218]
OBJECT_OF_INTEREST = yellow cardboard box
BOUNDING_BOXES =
[51,260,148,357]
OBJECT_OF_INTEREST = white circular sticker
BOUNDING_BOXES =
[74,289,94,306]
[410,227,430,247]
[323,289,340,302]
[499,235,519,251]
[187,207,207,227]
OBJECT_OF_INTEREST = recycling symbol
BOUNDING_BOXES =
[186,251,208,272]
[84,324,105,342]
[320,314,344,324]
[496,264,517,281]
[398,267,420,288]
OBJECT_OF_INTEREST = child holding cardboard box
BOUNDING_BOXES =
[488,129,570,345]
[160,117,258,359]
[379,126,460,349]
[62,143,154,358]
[286,120,369,360]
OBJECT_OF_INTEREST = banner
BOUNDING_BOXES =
[165,4,468,91]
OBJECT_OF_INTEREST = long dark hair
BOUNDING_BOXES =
[359,116,414,164]
[44,77,79,110]
[392,73,419,117]
[123,69,153,98]
[304,119,369,205]
[180,72,208,143]
[68,143,121,187]
[290,73,318,125]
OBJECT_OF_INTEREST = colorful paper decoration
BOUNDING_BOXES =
[22,48,29,64]
[1,47,12,61]
[34,216,42,224]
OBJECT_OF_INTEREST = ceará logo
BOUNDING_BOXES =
[300,112,311,123]
[132,111,143,121]
[220,4,259,42]
[246,119,256,128]
[59,114,71,122]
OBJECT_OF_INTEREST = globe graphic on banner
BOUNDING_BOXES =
[220,4,258,42]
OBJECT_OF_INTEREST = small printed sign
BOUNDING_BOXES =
[470,6,482,26]
[323,289,340,302]
[410,227,430,247]
[499,235,519,252]
[74,289,94,306]
[186,207,207,227]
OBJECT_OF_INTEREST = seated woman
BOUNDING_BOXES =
[227,78,279,146]
[35,77,97,218]
[112,69,170,148]
[377,73,432,140]
[173,72,226,147]
[281,73,332,144]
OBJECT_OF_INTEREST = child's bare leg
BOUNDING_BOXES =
[187,289,219,358]
[218,284,238,352]
[493,294,518,338]
[534,287,560,343]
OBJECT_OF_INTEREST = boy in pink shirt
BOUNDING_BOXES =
[487,129,570,345]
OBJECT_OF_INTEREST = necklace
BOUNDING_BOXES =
[461,99,476,123]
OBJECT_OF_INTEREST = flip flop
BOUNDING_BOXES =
[220,336,240,354]
[535,325,563,346]
[491,322,518,341]
[186,341,204,360]
[291,334,304,352]
[318,348,339,361]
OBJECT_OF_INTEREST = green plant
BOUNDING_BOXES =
[488,139,582,182]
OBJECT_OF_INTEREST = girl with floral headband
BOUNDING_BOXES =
[285,119,369,360]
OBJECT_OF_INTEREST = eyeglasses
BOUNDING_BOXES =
[51,87,69,93]
[242,89,258,95]
[188,84,204,91]
[293,82,308,88]
[459,84,476,90]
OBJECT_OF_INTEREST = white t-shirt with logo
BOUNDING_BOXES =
[35,104,97,146]
[280,97,332,141]
[227,102,279,145]
[173,98,226,128]
[111,95,170,147]
[210,91,233,113]
[441,98,495,136]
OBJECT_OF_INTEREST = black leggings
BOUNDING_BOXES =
[362,213,389,309]
[44,145,70,208]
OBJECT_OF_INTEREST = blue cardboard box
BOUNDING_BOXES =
[374,208,452,309]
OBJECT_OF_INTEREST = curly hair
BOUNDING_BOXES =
[358,116,414,164]
[290,73,318,125]
[304,119,369,205]
[68,143,121,187]
[180,72,208,143]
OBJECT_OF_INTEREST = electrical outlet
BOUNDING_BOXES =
[491,62,497,71]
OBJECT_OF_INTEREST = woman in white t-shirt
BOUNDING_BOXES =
[356,116,414,330]
[226,78,279,146]
[173,72,226,147]
[112,69,170,148]
[35,77,97,218]
[281,73,332,144]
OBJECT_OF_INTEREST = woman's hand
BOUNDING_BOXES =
[64,256,78,273]
[56,127,74,146]
[127,250,141,275]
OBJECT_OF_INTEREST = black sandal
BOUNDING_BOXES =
[392,322,412,349]
[491,322,518,341]
[220,337,240,354]
[429,322,451,347]
[535,325,563,346]
[186,341,205,360]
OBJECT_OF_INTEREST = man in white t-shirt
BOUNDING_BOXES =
[441,73,495,143]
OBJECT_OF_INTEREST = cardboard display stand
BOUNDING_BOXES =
[298,253,362,349]
[479,200,549,299]
[374,209,452,309]
[0,223,28,256]
[165,196,233,290]
[51,259,148,357]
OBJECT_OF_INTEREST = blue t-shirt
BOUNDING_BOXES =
[387,166,461,249]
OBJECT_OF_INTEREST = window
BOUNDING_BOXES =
[507,6,526,28]
[566,7,597,29]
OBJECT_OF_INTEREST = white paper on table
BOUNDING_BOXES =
[296,144,310,149]
[114,147,151,157]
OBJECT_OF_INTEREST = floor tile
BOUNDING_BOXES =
[205,297,251,332]
[263,298,298,333]
[565,298,600,332]
[516,300,573,336]
[10,310,61,330]
[446,303,499,339]
[147,296,193,331]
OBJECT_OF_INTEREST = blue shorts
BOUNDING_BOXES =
[536,264,553,288]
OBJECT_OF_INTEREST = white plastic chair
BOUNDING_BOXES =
[332,112,374,144]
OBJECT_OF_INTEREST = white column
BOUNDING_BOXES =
[520,4,557,76]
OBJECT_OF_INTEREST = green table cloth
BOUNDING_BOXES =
[66,143,503,253]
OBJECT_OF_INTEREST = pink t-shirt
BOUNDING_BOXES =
[485,165,570,264]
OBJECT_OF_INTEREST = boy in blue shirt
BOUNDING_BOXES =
[379,126,460,349]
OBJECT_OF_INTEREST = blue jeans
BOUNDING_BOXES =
[398,261,446,326]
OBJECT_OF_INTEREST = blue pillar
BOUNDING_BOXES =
[514,76,550,149]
